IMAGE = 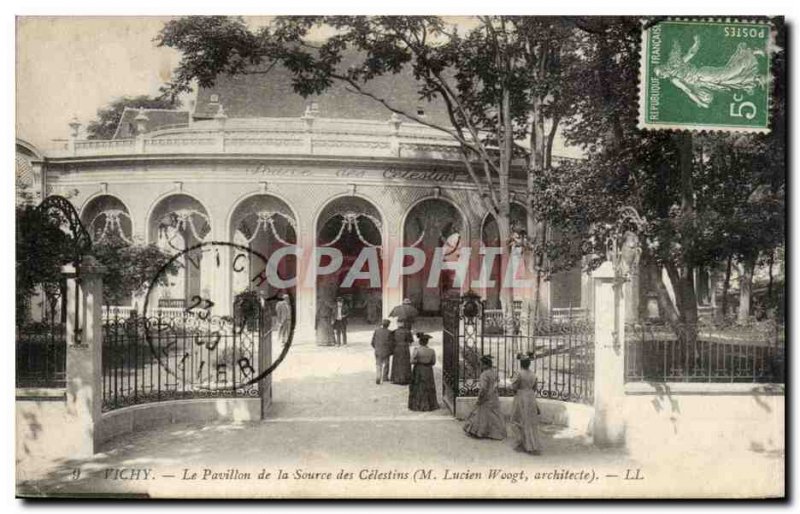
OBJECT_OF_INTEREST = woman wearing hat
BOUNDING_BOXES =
[390,324,413,385]
[510,354,543,454]
[463,355,507,440]
[408,332,439,411]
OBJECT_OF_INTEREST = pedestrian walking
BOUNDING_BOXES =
[390,325,413,385]
[510,354,543,455]
[315,299,335,346]
[332,296,349,346]
[371,319,394,384]
[463,355,507,440]
[389,298,418,330]
[408,332,439,411]
[276,293,292,345]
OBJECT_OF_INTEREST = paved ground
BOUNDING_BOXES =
[16,319,785,499]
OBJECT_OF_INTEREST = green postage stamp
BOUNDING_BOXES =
[639,19,772,133]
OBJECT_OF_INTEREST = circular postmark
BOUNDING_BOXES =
[142,241,295,390]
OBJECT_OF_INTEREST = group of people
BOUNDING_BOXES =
[316,296,352,346]
[318,293,542,454]
[463,354,543,455]
[369,299,439,412]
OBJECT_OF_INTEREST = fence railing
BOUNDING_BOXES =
[443,295,594,405]
[16,322,67,388]
[101,309,269,412]
[625,322,785,383]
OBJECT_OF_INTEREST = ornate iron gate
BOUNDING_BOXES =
[102,302,272,412]
[441,292,595,413]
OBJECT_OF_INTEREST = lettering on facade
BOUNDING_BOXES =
[245,163,460,183]
[382,167,458,183]
[246,164,313,178]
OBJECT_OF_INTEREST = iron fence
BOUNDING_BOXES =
[625,322,785,383]
[102,307,270,412]
[16,321,67,388]
[442,294,594,405]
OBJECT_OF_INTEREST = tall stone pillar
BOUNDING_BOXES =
[293,221,316,344]
[383,226,404,323]
[63,256,105,457]
[592,261,626,447]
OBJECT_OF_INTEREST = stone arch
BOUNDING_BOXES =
[147,193,212,307]
[314,194,385,333]
[228,193,298,300]
[80,194,134,244]
[480,202,528,247]
[400,197,469,315]
[480,202,528,309]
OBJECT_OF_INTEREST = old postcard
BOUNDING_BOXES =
[15,15,785,499]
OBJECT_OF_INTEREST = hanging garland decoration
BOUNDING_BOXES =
[409,229,426,248]
[236,211,297,246]
[408,216,426,248]
[440,231,462,256]
[319,212,382,248]
[157,209,211,252]
[407,215,462,257]
[91,209,133,244]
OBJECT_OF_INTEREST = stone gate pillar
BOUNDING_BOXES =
[63,255,106,457]
[592,261,626,447]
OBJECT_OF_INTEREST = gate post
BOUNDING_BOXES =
[592,261,626,447]
[62,255,106,457]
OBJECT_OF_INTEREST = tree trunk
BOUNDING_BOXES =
[767,248,775,305]
[674,132,699,347]
[648,264,680,325]
[738,258,755,323]
[495,212,514,317]
[722,255,732,318]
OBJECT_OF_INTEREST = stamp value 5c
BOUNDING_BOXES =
[639,19,772,133]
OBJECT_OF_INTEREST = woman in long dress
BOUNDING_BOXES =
[390,326,412,385]
[408,332,439,411]
[463,355,506,440]
[510,356,543,454]
[315,300,335,346]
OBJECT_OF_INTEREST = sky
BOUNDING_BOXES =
[14,16,480,151]
[16,17,185,149]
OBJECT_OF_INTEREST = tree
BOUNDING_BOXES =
[16,198,73,324]
[91,233,179,308]
[156,16,785,332]
[550,17,785,331]
[86,95,180,140]
[157,15,585,314]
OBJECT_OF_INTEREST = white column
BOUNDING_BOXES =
[592,261,626,447]
[293,221,316,344]
[63,256,105,457]
[383,226,404,322]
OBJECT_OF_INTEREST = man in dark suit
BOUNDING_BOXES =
[371,319,394,384]
[332,296,350,346]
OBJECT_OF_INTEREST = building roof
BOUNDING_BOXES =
[113,108,190,139]
[192,60,585,161]
[193,58,451,125]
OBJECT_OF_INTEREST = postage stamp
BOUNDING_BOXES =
[639,19,772,133]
